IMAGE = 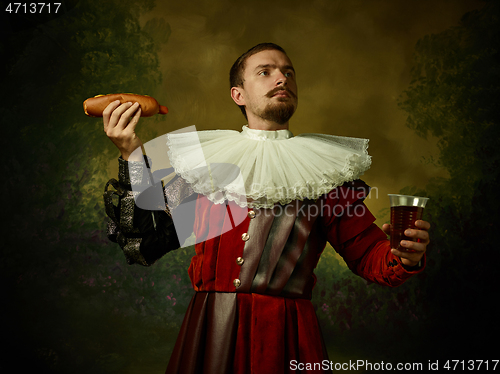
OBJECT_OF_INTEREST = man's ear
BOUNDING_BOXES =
[231,86,245,106]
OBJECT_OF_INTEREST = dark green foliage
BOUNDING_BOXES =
[395,0,500,360]
[313,245,428,363]
[399,1,500,211]
[1,0,180,372]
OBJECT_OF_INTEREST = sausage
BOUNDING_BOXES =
[83,93,168,117]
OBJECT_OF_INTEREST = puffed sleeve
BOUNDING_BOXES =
[104,156,195,266]
[321,180,425,287]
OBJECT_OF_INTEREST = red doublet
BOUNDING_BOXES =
[165,185,425,374]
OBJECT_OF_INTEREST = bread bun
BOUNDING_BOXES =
[83,93,168,117]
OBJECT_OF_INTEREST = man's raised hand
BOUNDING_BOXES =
[103,100,143,161]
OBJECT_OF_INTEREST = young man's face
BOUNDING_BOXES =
[234,49,298,125]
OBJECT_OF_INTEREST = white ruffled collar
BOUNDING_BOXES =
[241,125,293,141]
[166,126,371,208]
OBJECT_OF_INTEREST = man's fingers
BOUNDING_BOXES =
[391,246,423,262]
[105,102,135,130]
[391,235,427,256]
[102,100,122,129]
[399,239,427,252]
[123,107,142,135]
[405,229,429,240]
[114,102,140,130]
[403,228,429,243]
[415,220,431,230]
[105,102,133,133]
[388,219,430,267]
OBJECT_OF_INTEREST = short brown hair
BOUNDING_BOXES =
[230,43,287,119]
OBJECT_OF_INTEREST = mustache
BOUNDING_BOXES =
[266,87,297,99]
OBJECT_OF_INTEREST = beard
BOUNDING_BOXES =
[258,100,296,125]
[257,87,297,125]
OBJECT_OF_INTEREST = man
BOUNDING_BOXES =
[103,43,430,374]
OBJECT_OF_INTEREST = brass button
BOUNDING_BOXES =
[233,279,241,288]
[248,210,256,219]
[241,233,250,241]
[236,257,244,266]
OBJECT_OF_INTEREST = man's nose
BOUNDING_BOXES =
[276,72,288,86]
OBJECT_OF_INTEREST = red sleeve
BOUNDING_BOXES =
[340,223,426,287]
[321,186,425,287]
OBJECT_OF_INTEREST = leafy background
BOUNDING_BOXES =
[1,0,498,372]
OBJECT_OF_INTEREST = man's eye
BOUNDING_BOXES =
[259,71,269,76]
[285,72,294,78]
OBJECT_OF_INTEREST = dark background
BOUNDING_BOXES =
[1,0,498,372]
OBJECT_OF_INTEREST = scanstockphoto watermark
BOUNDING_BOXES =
[253,184,379,219]
[290,359,424,371]
[245,182,379,202]
[253,197,370,219]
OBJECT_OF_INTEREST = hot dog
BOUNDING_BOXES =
[83,93,168,117]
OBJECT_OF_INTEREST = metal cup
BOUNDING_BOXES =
[388,194,429,250]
